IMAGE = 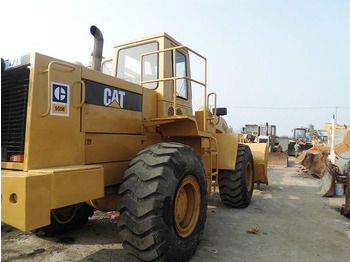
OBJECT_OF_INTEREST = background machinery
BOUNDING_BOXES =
[288,125,329,157]
[296,123,350,217]
[1,26,269,261]
[287,127,313,156]
[242,123,288,167]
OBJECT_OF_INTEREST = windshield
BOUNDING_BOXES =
[117,42,158,89]
[245,125,258,134]
[294,129,306,138]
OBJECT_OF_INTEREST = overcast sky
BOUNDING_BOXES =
[1,0,349,136]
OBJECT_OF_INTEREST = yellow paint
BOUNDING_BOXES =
[82,104,142,134]
[216,133,239,170]
[245,143,269,185]
[85,134,145,163]
[1,165,103,231]
[24,53,85,171]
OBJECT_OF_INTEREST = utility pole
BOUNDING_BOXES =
[330,114,336,164]
[335,106,339,120]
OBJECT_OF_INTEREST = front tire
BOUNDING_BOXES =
[218,144,255,208]
[117,142,207,262]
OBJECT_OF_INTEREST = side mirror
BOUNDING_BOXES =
[213,107,227,116]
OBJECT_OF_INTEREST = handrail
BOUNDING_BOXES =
[141,76,205,87]
[172,48,177,117]
[73,80,86,108]
[41,61,75,117]
[207,92,218,131]
[141,45,207,61]
[140,45,208,130]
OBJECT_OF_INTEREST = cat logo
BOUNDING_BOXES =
[84,80,142,112]
[103,88,125,108]
[50,82,70,117]
[53,85,67,103]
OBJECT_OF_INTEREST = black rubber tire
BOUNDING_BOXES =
[218,144,255,208]
[34,203,94,236]
[117,142,207,262]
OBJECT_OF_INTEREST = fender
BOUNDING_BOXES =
[216,133,269,185]
[216,133,240,170]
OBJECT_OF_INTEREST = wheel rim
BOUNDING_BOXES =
[174,175,201,238]
[245,162,253,192]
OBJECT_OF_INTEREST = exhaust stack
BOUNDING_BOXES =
[90,25,104,71]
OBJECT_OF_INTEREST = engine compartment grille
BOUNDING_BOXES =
[1,66,30,162]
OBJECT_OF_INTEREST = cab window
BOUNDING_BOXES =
[294,129,306,138]
[175,51,188,99]
[117,42,158,89]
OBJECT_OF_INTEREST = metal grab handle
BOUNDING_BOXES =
[41,61,75,117]
[207,92,217,117]
[73,80,86,108]
[207,92,218,130]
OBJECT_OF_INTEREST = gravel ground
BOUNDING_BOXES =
[2,160,349,261]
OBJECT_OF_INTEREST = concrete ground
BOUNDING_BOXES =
[2,160,350,262]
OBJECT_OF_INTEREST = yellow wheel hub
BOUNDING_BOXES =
[174,175,201,238]
[245,162,253,191]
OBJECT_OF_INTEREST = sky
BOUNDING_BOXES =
[1,0,349,136]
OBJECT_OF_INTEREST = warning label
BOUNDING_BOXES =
[50,82,70,117]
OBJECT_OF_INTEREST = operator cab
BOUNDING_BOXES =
[108,33,195,118]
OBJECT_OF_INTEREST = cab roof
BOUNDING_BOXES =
[113,32,183,48]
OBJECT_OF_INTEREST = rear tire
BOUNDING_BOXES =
[117,142,207,262]
[34,203,94,236]
[218,144,255,208]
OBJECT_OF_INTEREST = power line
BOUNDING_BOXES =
[207,106,350,110]
[192,105,350,111]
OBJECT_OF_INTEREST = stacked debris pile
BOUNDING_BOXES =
[295,127,350,218]
[296,145,330,179]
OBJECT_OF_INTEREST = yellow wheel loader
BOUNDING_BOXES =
[242,123,288,167]
[1,26,268,261]
[287,127,313,156]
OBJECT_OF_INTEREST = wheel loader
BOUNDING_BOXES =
[1,26,268,261]
[242,123,288,167]
[287,127,313,156]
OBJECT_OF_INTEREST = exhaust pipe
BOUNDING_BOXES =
[90,25,104,71]
[266,122,269,136]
